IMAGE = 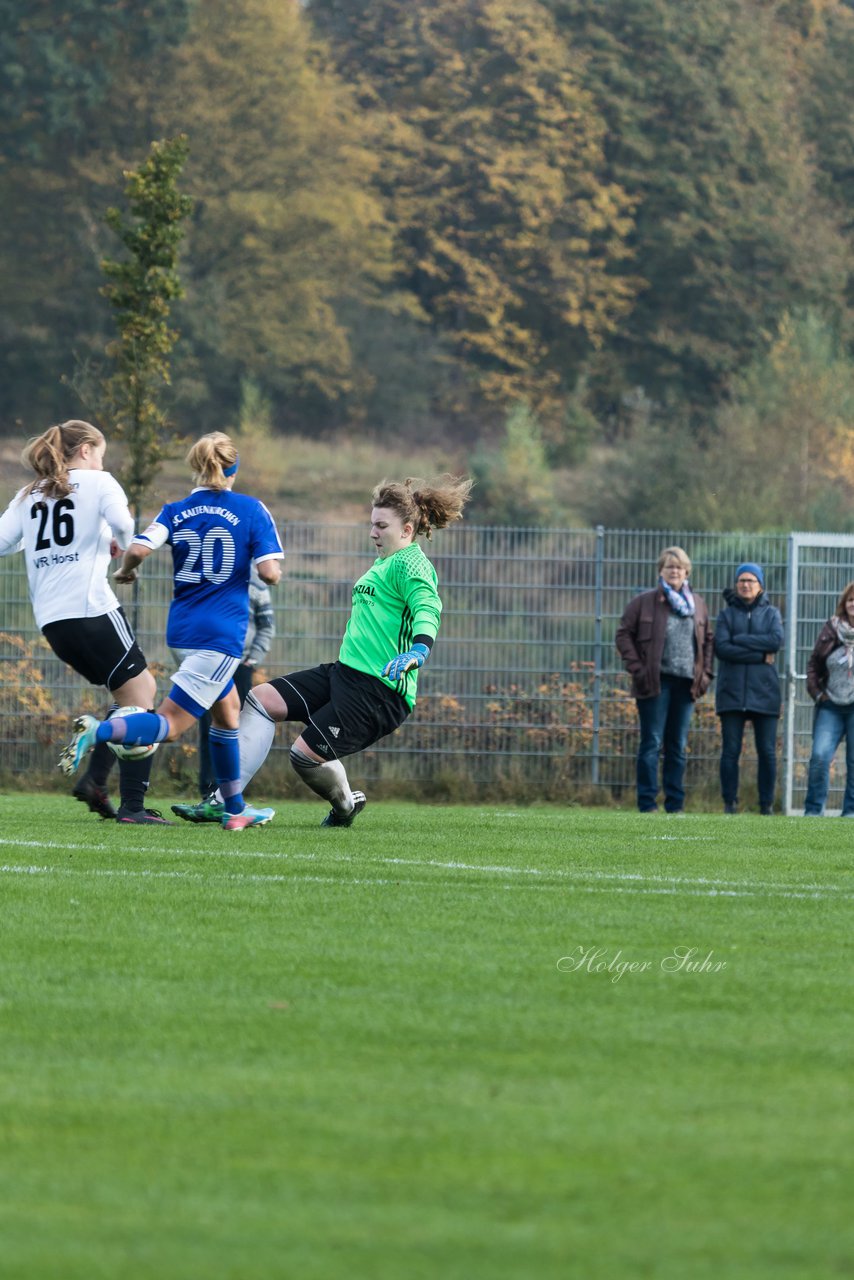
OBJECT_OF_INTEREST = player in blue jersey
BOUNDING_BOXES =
[59,431,284,831]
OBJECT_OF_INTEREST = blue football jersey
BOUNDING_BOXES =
[138,488,283,655]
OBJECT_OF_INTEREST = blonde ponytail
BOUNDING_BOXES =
[186,432,239,491]
[21,420,104,500]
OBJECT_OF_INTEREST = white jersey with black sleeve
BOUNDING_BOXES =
[0,469,136,628]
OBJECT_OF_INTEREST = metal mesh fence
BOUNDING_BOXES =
[3,522,853,806]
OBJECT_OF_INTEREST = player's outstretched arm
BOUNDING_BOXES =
[114,542,153,584]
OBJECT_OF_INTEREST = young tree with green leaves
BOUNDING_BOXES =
[101,134,192,517]
[581,311,854,532]
[708,310,854,531]
[470,402,558,525]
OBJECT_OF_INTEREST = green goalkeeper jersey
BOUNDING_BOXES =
[339,541,442,709]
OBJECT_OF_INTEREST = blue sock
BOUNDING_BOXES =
[209,726,244,815]
[96,712,169,747]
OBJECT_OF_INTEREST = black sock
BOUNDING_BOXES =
[85,739,118,789]
[118,753,155,811]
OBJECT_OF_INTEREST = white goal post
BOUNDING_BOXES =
[783,534,854,816]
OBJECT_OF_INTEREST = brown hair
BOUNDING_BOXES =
[21,420,105,500]
[186,431,238,491]
[371,475,473,539]
[835,582,854,619]
[657,545,692,575]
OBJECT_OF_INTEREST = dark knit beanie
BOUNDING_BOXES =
[735,562,764,587]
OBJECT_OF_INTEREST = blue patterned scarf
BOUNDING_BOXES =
[660,576,696,617]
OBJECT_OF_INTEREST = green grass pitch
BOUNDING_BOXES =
[0,793,851,1279]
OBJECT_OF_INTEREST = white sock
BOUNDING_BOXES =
[289,747,354,814]
[234,691,277,793]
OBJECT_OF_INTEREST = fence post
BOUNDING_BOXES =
[592,525,605,786]
[783,534,797,816]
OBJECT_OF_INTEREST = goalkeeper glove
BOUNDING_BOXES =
[381,642,430,681]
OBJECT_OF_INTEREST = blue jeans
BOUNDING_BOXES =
[635,675,695,812]
[804,700,854,816]
[719,712,778,811]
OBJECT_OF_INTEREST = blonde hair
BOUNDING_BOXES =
[657,545,692,576]
[835,582,854,619]
[371,475,473,539]
[21,420,105,500]
[186,431,238,491]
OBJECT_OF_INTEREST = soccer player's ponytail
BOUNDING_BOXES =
[372,475,473,539]
[187,432,239,491]
[21,420,104,500]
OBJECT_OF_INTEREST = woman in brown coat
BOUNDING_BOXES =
[616,546,714,813]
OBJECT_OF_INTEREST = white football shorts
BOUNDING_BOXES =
[170,649,241,713]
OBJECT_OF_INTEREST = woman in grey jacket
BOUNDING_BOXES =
[803,581,854,816]
[714,562,783,815]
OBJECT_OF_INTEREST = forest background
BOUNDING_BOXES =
[1,0,853,530]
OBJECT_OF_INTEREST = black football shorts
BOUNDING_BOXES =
[42,607,148,692]
[270,661,409,759]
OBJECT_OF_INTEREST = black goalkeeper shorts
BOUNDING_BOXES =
[270,661,409,759]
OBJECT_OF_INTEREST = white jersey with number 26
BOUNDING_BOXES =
[0,469,136,628]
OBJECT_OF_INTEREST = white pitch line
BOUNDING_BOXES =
[0,864,396,888]
[0,862,846,900]
[0,849,852,903]
[1,836,846,898]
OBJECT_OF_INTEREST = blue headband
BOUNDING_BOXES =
[223,456,239,478]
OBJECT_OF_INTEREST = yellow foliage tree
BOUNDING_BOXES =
[158,0,398,403]
[309,0,637,424]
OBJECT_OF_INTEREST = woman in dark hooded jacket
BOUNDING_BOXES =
[714,562,784,815]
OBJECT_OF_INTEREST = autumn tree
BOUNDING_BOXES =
[0,0,189,426]
[800,1,854,313]
[155,0,397,419]
[0,0,187,164]
[308,0,637,427]
[547,0,850,416]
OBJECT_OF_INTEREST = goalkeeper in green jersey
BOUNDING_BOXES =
[172,474,472,828]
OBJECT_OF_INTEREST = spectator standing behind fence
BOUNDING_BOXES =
[714,563,783,815]
[803,582,854,817]
[616,546,714,814]
[176,565,276,802]
[0,419,163,823]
